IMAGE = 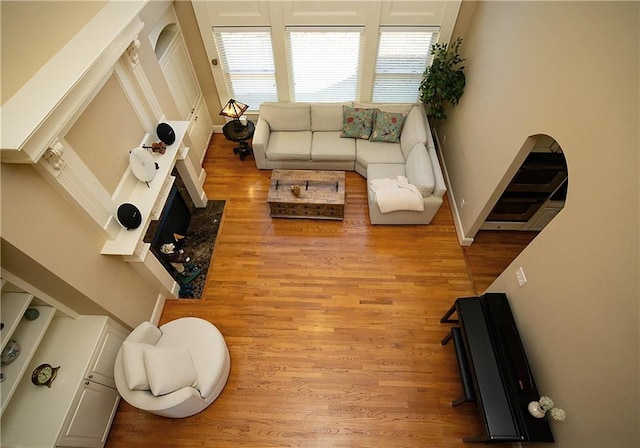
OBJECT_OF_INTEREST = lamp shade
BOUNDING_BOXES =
[219,99,248,119]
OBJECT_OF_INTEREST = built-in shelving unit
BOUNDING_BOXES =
[1,289,56,415]
[0,274,129,448]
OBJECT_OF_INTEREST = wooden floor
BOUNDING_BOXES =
[106,134,534,448]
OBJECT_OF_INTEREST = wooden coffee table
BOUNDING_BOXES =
[267,170,346,220]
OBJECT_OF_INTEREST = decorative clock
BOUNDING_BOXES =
[31,363,60,388]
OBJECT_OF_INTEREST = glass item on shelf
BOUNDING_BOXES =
[1,339,21,365]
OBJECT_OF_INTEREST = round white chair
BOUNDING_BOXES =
[114,317,230,418]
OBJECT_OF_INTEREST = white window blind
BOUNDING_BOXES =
[213,27,277,110]
[286,27,363,102]
[372,27,440,103]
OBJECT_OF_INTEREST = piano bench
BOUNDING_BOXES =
[443,327,476,406]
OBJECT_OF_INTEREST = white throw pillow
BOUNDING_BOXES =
[122,341,154,391]
[400,106,428,159]
[405,143,435,197]
[311,103,349,131]
[143,347,198,396]
[260,103,311,131]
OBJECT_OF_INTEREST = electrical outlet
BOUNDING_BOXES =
[460,199,466,209]
[515,267,527,287]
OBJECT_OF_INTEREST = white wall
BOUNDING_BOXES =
[440,1,639,446]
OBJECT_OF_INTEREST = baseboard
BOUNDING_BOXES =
[432,128,474,247]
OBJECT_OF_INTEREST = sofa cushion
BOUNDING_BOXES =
[405,143,435,197]
[311,103,349,131]
[370,110,407,143]
[340,106,375,140]
[400,106,427,159]
[260,103,311,131]
[312,131,356,161]
[266,131,312,161]
[355,102,413,114]
[356,139,405,167]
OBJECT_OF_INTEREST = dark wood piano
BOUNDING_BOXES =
[441,292,554,443]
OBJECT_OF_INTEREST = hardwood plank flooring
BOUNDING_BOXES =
[106,134,528,448]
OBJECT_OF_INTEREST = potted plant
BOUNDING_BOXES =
[419,37,466,122]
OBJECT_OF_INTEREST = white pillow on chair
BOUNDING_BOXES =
[122,341,154,391]
[143,347,198,397]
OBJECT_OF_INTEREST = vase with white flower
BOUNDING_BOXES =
[528,396,566,421]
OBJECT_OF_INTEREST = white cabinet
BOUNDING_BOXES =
[1,312,128,448]
[155,9,213,166]
[187,96,214,164]
[158,30,200,122]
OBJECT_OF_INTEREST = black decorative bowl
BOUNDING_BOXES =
[117,203,142,230]
[156,123,176,145]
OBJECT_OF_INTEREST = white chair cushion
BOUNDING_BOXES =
[400,106,427,159]
[143,346,198,397]
[405,143,435,197]
[311,103,349,131]
[122,341,153,391]
[260,103,311,131]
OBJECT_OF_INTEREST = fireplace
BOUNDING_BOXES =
[145,179,193,279]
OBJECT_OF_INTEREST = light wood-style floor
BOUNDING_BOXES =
[106,134,535,447]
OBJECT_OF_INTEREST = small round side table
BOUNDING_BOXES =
[222,120,255,161]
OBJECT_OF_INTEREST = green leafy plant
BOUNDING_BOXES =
[419,37,466,121]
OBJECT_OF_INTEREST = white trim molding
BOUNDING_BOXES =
[0,1,148,164]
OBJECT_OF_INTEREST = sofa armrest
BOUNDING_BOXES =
[253,117,271,169]
[427,145,447,198]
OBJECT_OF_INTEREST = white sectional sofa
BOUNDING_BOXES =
[252,102,446,224]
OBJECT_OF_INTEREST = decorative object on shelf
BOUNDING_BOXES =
[291,185,301,197]
[219,98,249,132]
[143,142,167,154]
[419,36,466,122]
[31,363,60,388]
[1,339,21,365]
[129,147,158,186]
[24,308,40,321]
[157,122,176,145]
[528,396,567,421]
[116,203,142,230]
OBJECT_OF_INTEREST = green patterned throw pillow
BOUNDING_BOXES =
[370,110,407,143]
[340,106,375,140]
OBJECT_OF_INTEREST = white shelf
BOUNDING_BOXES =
[1,292,33,350]
[0,305,56,415]
[101,120,189,256]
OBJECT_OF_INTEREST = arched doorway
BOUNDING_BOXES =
[465,134,569,294]
[482,134,568,231]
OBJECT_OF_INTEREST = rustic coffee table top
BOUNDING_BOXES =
[267,170,346,206]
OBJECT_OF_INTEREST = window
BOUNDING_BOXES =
[213,27,277,110]
[372,27,440,103]
[286,27,363,102]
